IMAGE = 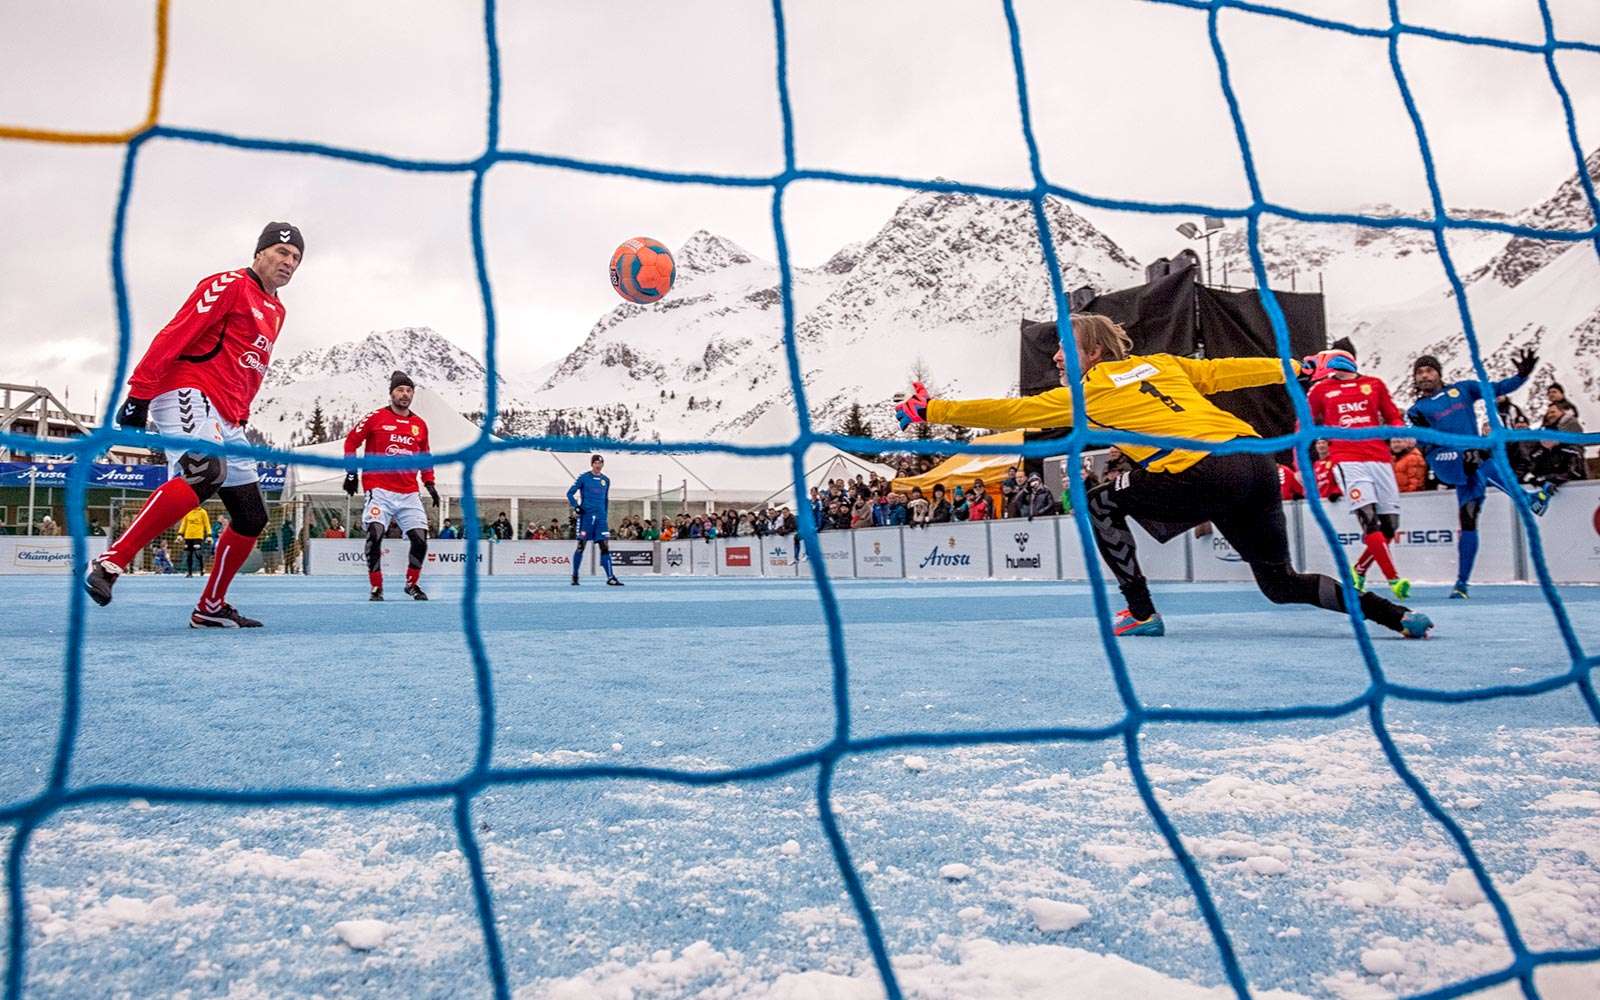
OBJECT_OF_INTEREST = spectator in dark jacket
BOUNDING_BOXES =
[1009,474,1058,519]
[1526,401,1586,489]
[929,484,952,523]
[999,466,1023,519]
[1546,382,1578,418]
[492,513,513,540]
[950,485,970,521]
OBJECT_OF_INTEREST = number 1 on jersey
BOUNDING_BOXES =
[1138,380,1185,413]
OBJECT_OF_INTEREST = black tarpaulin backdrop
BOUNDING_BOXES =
[1017,267,1326,473]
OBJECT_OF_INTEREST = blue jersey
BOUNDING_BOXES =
[567,470,610,518]
[1406,373,1525,486]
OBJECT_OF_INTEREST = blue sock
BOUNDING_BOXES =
[600,551,615,578]
[571,547,583,576]
[1456,529,1479,586]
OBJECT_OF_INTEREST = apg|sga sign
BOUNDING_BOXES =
[492,541,587,576]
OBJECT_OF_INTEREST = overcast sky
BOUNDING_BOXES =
[2,0,1598,413]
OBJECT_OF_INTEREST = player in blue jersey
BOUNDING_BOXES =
[1407,349,1546,599]
[568,453,622,587]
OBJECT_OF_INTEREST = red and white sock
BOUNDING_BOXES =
[1362,531,1398,581]
[369,570,383,591]
[198,526,257,613]
[405,565,420,588]
[101,479,200,569]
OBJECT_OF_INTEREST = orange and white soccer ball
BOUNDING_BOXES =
[609,237,675,304]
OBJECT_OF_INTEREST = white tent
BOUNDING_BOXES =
[287,386,893,510]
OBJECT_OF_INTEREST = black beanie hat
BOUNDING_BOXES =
[255,222,304,256]
[390,370,415,392]
[1412,354,1442,375]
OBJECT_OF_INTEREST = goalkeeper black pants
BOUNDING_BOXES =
[1086,451,1407,631]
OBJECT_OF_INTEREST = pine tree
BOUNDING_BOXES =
[305,400,329,444]
[839,402,880,460]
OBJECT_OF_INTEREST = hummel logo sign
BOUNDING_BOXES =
[279,230,291,241]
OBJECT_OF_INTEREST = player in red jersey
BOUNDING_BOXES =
[86,222,304,627]
[1305,349,1411,599]
[343,371,439,601]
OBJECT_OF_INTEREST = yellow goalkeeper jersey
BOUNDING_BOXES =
[925,354,1289,474]
[179,507,212,541]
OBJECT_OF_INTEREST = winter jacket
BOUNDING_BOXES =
[851,499,874,528]
[967,496,991,521]
[1391,448,1427,492]
[929,499,952,523]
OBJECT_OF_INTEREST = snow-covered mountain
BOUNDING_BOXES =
[1213,147,1600,407]
[251,327,527,446]
[519,190,1144,444]
[249,152,1597,448]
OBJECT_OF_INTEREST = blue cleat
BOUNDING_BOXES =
[1113,609,1165,637]
[1449,582,1470,600]
[1399,611,1433,639]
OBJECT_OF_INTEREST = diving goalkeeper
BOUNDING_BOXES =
[894,314,1431,639]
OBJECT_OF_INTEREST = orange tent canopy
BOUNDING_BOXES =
[889,431,1023,506]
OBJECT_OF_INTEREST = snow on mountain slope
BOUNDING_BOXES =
[1213,207,1510,319]
[252,327,515,446]
[247,151,1597,448]
[522,191,1144,444]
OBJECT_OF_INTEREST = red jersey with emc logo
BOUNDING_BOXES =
[344,407,436,494]
[127,268,284,425]
[1305,374,1403,464]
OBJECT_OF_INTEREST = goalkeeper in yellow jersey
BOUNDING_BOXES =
[894,314,1432,639]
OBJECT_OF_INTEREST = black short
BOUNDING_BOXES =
[1106,451,1289,566]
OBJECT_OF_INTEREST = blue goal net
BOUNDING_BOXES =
[3,1,1599,998]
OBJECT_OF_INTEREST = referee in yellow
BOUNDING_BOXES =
[179,505,212,578]
[894,313,1431,639]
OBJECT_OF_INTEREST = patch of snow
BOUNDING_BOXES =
[333,919,392,951]
[1443,869,1488,906]
[1246,856,1290,876]
[1025,898,1091,933]
[1360,947,1405,975]
[939,863,974,881]
[901,755,929,773]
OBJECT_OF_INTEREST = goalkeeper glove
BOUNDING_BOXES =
[426,482,441,509]
[894,382,930,430]
[117,396,151,430]
[342,471,360,496]
[1512,347,1538,379]
[1294,357,1318,389]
